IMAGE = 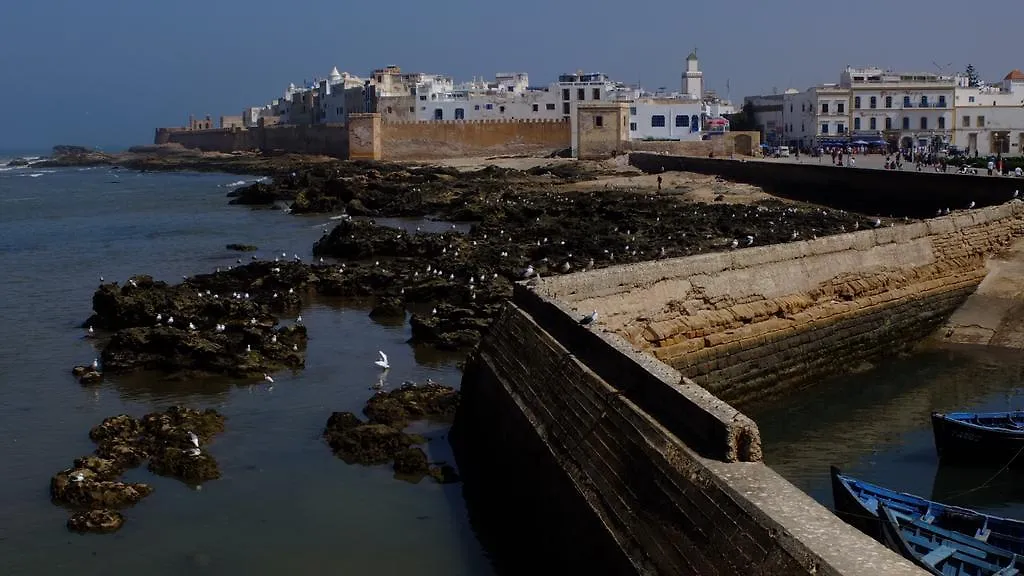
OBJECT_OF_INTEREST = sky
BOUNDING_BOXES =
[1,0,1020,151]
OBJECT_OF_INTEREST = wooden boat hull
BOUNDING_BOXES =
[831,466,1024,556]
[932,412,1024,468]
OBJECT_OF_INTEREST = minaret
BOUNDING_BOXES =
[683,49,703,98]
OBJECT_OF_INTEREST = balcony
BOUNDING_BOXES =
[900,102,949,108]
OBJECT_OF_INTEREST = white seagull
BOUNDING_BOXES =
[264,373,274,383]
[71,472,85,482]
[375,350,390,370]
[91,358,99,370]
[579,310,598,326]
[188,431,200,449]
[86,326,95,337]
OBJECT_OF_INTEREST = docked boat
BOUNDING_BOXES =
[830,466,1024,555]
[932,412,1024,467]
[879,504,1024,575]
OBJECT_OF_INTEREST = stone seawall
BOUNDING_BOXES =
[158,125,350,157]
[453,302,920,574]
[539,202,1024,407]
[629,152,1023,218]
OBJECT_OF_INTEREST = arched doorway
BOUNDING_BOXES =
[733,133,753,156]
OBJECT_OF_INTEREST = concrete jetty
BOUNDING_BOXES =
[454,182,1024,573]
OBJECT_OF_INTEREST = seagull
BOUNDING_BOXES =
[293,344,298,351]
[156,313,162,322]
[271,334,277,343]
[91,358,99,370]
[729,239,739,249]
[579,310,598,326]
[86,326,95,337]
[264,373,274,383]
[744,235,755,246]
[296,315,303,324]
[967,201,976,210]
[246,344,252,353]
[375,350,389,370]
[872,218,881,228]
[188,322,196,331]
[71,472,85,482]
[1014,190,1020,199]
[167,316,174,325]
[187,431,200,449]
[522,264,535,278]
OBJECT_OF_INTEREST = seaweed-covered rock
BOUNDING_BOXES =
[50,471,153,508]
[363,383,460,428]
[322,412,422,465]
[369,296,405,319]
[147,447,220,484]
[393,447,429,475]
[226,243,257,252]
[67,509,124,534]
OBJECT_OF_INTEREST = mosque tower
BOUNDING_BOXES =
[682,50,703,99]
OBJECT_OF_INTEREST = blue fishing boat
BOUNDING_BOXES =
[932,412,1024,467]
[830,466,1024,555]
[879,504,1024,575]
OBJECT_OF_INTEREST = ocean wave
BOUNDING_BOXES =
[223,180,248,188]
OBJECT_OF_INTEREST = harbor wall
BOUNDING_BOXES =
[154,117,571,161]
[538,202,1024,407]
[453,299,921,575]
[629,152,1023,218]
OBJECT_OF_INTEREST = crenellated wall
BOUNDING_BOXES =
[538,202,1024,407]
[380,118,570,160]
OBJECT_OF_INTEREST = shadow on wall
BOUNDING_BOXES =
[629,152,1022,219]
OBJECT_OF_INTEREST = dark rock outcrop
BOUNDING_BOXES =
[49,406,227,534]
[363,383,460,428]
[226,243,257,252]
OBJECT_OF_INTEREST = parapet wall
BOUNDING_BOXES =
[629,152,1023,218]
[538,202,1024,406]
[454,300,920,574]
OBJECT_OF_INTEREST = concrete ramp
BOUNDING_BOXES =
[941,237,1024,348]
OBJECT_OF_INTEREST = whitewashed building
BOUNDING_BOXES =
[953,69,1024,155]
[843,66,955,150]
[628,98,704,141]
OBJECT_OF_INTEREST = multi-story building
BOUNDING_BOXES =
[842,66,955,151]
[953,69,1024,155]
[628,98,704,141]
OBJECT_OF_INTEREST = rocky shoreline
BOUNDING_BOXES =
[54,143,891,535]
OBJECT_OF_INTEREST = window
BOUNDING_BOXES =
[790,104,793,112]
[532,104,539,112]
[629,106,637,115]
[821,123,829,134]
[562,89,570,101]
[920,95,928,107]
[802,103,805,112]
[546,103,555,110]
[938,116,945,129]
[629,122,637,131]
[594,115,604,127]
[562,102,570,115]
[885,96,892,108]
[434,109,443,120]
[499,105,505,113]
[386,106,392,114]
[837,123,845,134]
[968,96,975,103]
[474,105,480,110]
[854,118,861,130]
[821,103,829,113]
[962,115,970,127]
[869,117,876,130]
[651,115,666,127]
[455,108,465,120]
[977,115,985,126]
[592,88,600,100]
[675,115,689,127]
[577,88,585,100]
[837,102,845,113]
[419,95,427,101]
[902,117,910,130]
[485,103,493,110]
[920,117,927,129]
[903,96,911,107]
[885,117,892,130]
[938,96,946,107]
[870,96,877,109]
[854,96,861,109]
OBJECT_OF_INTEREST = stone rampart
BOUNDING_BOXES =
[158,125,349,157]
[454,301,920,574]
[380,119,570,160]
[538,202,1024,406]
[629,152,1023,218]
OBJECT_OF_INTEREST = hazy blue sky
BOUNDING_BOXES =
[1,0,1020,150]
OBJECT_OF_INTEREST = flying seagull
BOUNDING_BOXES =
[375,350,389,370]
[579,310,598,326]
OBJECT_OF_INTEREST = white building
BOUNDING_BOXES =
[317,67,365,124]
[628,98,704,140]
[953,69,1024,155]
[843,66,955,150]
